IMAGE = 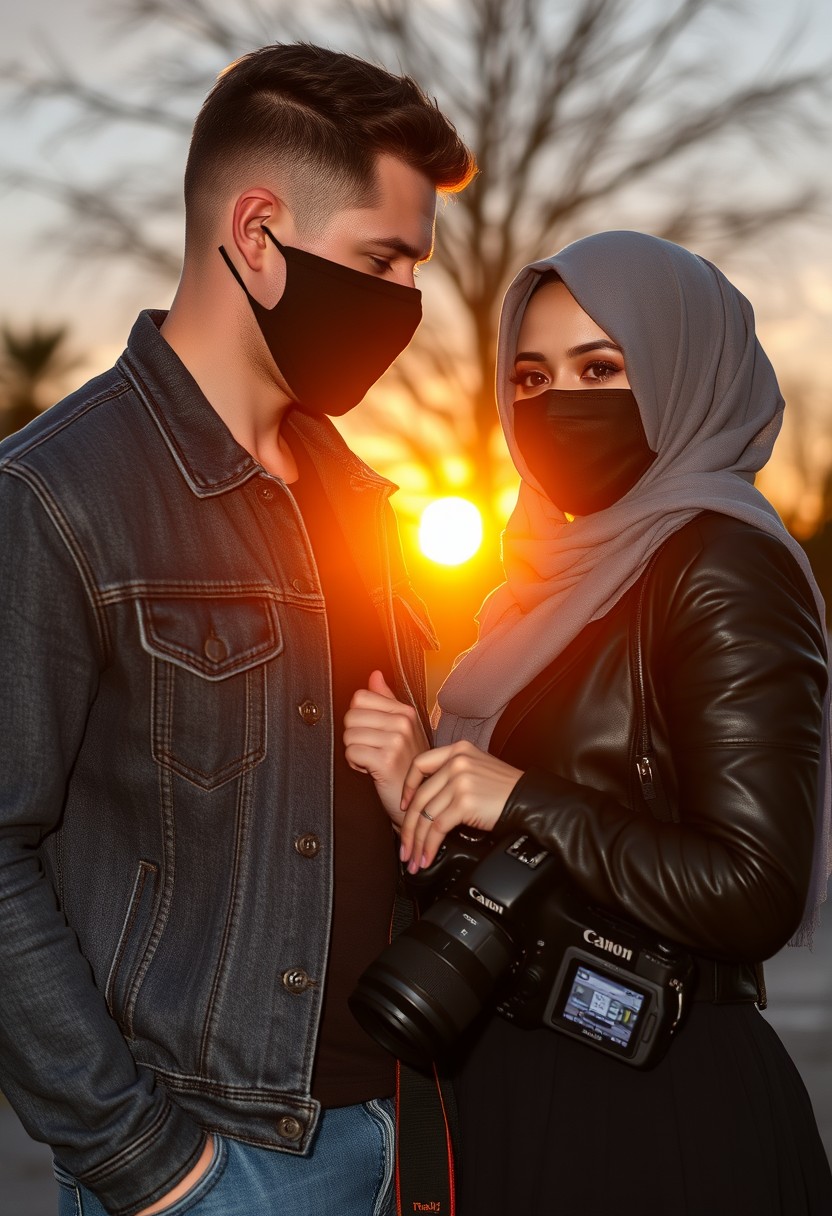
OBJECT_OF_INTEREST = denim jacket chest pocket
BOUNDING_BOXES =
[138,594,284,790]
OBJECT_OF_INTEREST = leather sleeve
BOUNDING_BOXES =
[498,518,827,961]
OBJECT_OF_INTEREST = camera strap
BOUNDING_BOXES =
[391,891,458,1216]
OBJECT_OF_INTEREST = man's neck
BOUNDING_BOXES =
[160,294,298,482]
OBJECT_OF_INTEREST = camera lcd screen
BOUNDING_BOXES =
[552,960,649,1055]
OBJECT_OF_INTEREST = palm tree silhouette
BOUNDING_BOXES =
[0,324,82,440]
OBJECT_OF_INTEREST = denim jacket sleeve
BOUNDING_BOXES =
[0,470,204,1216]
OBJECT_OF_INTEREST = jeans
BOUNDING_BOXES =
[54,1098,396,1216]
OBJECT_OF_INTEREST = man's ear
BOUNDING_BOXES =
[231,190,294,272]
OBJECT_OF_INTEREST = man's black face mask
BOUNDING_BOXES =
[220,227,423,416]
[513,388,657,516]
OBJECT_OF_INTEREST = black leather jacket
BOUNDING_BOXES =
[494,512,827,982]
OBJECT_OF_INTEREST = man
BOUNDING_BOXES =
[0,43,474,1216]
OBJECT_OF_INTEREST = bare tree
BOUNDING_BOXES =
[2,0,830,551]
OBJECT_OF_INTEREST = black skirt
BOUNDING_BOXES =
[452,1003,832,1216]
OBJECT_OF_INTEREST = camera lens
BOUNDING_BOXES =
[349,897,516,1068]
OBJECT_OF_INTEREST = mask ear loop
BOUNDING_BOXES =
[218,245,250,294]
[260,224,283,251]
[218,226,286,296]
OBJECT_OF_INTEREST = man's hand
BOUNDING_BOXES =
[344,670,429,826]
[134,1136,215,1216]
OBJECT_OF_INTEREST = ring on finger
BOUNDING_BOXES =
[420,808,435,823]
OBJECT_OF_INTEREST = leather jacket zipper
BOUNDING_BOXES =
[634,550,663,803]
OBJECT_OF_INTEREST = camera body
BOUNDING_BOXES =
[350,830,694,1070]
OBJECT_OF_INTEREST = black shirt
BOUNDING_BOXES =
[288,436,397,1106]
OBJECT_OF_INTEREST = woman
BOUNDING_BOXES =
[344,231,832,1214]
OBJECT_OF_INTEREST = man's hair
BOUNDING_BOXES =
[184,42,476,249]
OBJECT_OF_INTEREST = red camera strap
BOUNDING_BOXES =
[395,1058,456,1216]
[390,892,457,1216]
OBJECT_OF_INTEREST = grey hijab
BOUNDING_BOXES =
[435,230,830,944]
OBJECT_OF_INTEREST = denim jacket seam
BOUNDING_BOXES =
[79,1099,176,1185]
[197,767,254,1074]
[2,463,111,660]
[0,379,130,468]
[118,353,258,497]
[136,1065,319,1106]
[104,861,159,1022]
[94,581,324,609]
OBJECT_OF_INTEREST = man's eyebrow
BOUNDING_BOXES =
[514,340,623,363]
[368,236,433,263]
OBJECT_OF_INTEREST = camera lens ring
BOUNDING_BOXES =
[349,897,516,1066]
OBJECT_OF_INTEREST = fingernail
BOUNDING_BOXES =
[420,853,429,869]
[407,858,419,874]
[399,843,407,862]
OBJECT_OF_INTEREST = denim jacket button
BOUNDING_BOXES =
[298,700,321,725]
[278,1116,304,1141]
[258,484,275,501]
[294,833,321,858]
[203,635,227,662]
[282,968,311,994]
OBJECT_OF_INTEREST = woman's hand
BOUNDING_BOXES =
[399,741,524,872]
[344,670,430,826]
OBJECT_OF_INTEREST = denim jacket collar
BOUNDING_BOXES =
[118,309,393,500]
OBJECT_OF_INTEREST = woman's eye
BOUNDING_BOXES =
[510,369,549,390]
[583,361,622,383]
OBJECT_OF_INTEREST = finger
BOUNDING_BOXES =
[406,804,465,873]
[348,688,396,713]
[400,770,457,862]
[401,745,459,810]
[399,769,444,856]
[343,733,410,779]
[367,669,397,699]
[349,688,418,724]
[343,707,411,736]
[343,740,374,774]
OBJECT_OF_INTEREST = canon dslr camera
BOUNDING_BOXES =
[350,830,694,1070]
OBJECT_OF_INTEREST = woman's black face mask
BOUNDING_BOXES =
[513,388,657,516]
[220,226,423,416]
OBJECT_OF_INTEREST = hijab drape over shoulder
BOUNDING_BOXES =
[434,230,831,944]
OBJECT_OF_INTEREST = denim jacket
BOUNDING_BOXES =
[0,311,437,1216]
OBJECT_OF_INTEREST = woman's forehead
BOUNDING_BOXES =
[517,278,615,348]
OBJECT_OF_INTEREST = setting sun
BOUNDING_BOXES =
[418,497,483,566]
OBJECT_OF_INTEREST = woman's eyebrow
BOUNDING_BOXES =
[565,340,623,357]
[514,340,623,364]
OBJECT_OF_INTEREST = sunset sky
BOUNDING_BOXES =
[2,0,831,539]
